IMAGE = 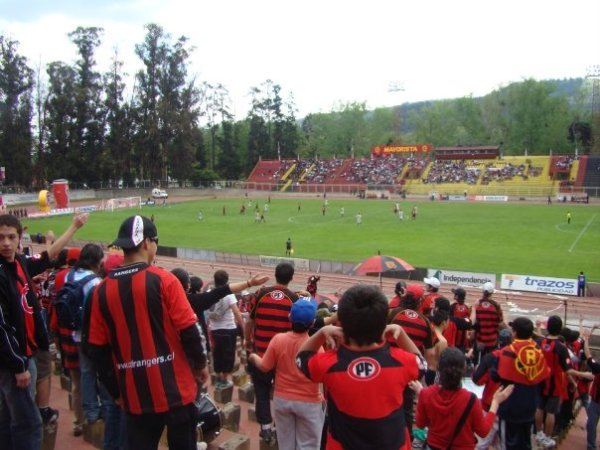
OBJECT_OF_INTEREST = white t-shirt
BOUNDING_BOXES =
[208,294,238,330]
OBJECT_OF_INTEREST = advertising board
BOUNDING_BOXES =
[500,274,577,296]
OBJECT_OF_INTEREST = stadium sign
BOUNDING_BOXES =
[259,255,310,272]
[474,195,508,202]
[370,144,432,156]
[427,269,496,288]
[501,274,577,296]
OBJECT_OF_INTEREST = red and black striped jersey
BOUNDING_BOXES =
[538,337,571,399]
[419,292,439,316]
[87,262,199,414]
[249,285,299,356]
[474,298,502,348]
[298,343,418,450]
[450,302,472,349]
[388,307,433,352]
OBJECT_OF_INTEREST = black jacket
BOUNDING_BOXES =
[0,252,52,373]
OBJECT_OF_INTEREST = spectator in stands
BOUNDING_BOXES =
[535,315,593,449]
[583,330,600,450]
[208,270,245,389]
[171,268,268,358]
[387,285,434,440]
[0,213,88,450]
[249,299,324,450]
[297,284,423,450]
[472,328,514,450]
[388,281,406,309]
[494,317,550,450]
[471,282,504,365]
[245,262,300,444]
[450,287,473,352]
[420,276,441,316]
[411,347,514,450]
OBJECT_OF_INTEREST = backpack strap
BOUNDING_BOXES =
[446,392,476,449]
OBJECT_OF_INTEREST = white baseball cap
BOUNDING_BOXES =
[423,277,440,288]
[483,282,495,293]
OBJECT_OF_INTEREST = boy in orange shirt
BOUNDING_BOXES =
[248,299,324,450]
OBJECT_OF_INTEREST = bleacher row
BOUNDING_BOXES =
[247,155,589,196]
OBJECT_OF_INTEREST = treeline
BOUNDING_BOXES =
[0,24,595,189]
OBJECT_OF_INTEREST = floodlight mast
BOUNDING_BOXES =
[586,65,600,154]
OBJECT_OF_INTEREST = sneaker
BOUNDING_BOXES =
[259,428,277,444]
[73,424,83,437]
[39,407,59,425]
[541,435,556,448]
[535,430,546,443]
[196,443,208,450]
[411,438,424,449]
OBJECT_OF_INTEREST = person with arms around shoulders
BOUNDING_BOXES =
[249,298,325,450]
[411,347,514,450]
[84,215,208,450]
[534,315,593,449]
[297,284,424,450]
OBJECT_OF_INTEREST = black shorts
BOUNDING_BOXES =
[211,328,238,374]
[538,395,561,414]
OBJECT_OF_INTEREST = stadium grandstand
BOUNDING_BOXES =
[245,145,594,200]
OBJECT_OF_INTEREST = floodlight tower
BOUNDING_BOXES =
[587,65,600,154]
[388,81,405,140]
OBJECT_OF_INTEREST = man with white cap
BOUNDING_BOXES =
[420,276,441,316]
[470,282,504,364]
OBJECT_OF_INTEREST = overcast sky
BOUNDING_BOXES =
[1,0,599,118]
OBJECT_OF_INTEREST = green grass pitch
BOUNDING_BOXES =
[23,197,600,282]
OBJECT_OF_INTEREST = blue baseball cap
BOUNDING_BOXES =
[290,298,317,326]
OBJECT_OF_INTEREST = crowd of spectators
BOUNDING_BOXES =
[552,155,576,171]
[423,160,480,185]
[481,162,527,184]
[303,159,344,183]
[252,155,556,187]
[338,156,408,185]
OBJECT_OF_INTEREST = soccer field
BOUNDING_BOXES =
[23,197,600,282]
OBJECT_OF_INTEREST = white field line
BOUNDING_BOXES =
[568,214,597,253]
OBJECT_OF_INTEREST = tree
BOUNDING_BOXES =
[102,48,132,185]
[0,36,34,186]
[44,61,78,180]
[133,23,199,184]
[68,27,105,183]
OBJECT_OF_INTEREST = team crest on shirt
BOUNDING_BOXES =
[481,301,491,308]
[271,290,285,300]
[402,310,418,319]
[514,344,545,382]
[348,357,381,380]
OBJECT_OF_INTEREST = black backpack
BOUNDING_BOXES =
[54,270,98,330]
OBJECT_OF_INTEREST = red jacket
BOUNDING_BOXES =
[416,385,495,450]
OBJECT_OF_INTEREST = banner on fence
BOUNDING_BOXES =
[259,255,310,272]
[473,195,508,202]
[427,269,496,287]
[500,274,577,296]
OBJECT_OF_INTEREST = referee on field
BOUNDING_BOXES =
[85,215,208,450]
